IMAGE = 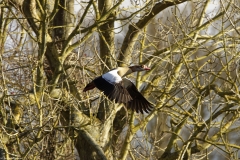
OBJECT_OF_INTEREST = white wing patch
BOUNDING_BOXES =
[102,69,122,84]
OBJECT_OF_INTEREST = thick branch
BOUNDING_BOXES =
[77,130,107,160]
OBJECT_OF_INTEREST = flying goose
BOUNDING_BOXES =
[83,65,152,113]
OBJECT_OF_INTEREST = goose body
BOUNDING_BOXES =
[102,69,122,84]
[83,65,152,113]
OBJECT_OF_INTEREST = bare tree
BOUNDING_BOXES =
[0,0,240,159]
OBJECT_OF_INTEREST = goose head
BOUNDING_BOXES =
[129,65,151,72]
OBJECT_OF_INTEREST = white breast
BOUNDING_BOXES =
[102,69,122,84]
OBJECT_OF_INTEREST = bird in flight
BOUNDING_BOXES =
[83,65,153,113]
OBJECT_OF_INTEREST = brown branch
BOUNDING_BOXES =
[21,0,40,35]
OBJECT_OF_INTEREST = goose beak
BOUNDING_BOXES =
[143,65,151,70]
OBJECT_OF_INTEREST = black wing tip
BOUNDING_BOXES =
[131,107,153,114]
[139,105,153,114]
[126,101,153,114]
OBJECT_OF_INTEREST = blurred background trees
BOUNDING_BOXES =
[0,0,240,159]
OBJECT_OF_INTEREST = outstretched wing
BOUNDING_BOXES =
[122,78,153,113]
[93,76,152,113]
[93,76,132,103]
